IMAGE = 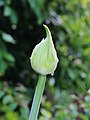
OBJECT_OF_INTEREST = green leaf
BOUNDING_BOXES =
[79,113,89,120]
[0,40,7,56]
[4,6,18,24]
[8,103,18,111]
[0,59,8,76]
[0,40,15,76]
[3,95,13,104]
[5,112,19,120]
[40,108,52,118]
[2,32,16,44]
[0,91,5,98]
[0,0,5,6]
[3,53,15,62]
[10,9,18,24]
[68,68,77,80]
[4,6,11,16]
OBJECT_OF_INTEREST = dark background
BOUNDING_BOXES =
[0,0,90,119]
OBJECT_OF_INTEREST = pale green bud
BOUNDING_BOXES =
[30,25,59,75]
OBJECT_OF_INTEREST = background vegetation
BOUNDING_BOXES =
[0,0,90,119]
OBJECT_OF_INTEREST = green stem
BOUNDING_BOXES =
[29,75,46,120]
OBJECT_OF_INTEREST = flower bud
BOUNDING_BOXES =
[30,25,59,75]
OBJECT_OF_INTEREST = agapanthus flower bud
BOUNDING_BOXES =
[30,25,59,75]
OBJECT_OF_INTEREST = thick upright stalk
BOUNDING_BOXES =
[29,75,46,120]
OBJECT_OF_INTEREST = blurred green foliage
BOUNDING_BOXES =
[0,0,90,119]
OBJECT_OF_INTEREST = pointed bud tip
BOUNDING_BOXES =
[43,24,47,28]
